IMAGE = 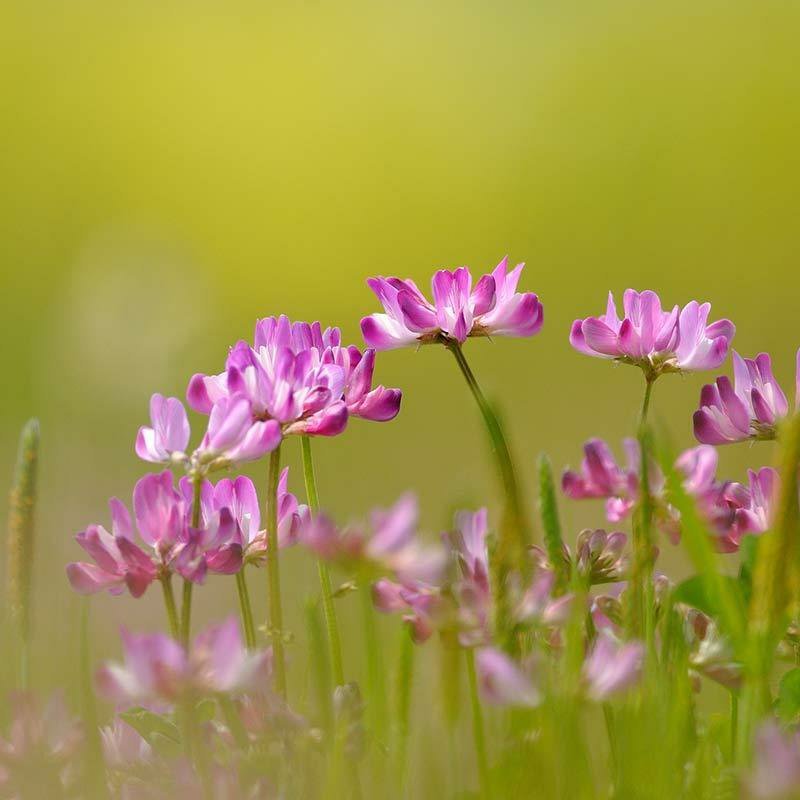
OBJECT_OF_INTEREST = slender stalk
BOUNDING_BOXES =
[161,577,180,640]
[180,475,203,647]
[266,445,287,698]
[730,691,739,762]
[394,627,415,795]
[628,382,656,643]
[80,601,106,798]
[446,341,530,650]
[740,412,800,753]
[361,576,387,739]
[235,570,257,650]
[6,418,39,690]
[301,436,346,687]
[465,648,491,800]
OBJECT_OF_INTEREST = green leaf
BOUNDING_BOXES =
[119,707,180,745]
[537,453,569,591]
[777,668,800,722]
[673,574,747,623]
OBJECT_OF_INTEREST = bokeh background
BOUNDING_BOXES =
[2,0,799,782]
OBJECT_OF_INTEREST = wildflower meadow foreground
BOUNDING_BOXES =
[6,260,800,799]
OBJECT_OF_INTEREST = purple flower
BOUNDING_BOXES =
[101,718,153,769]
[187,316,401,443]
[516,569,574,629]
[574,529,629,585]
[684,608,741,690]
[446,509,492,646]
[96,618,271,707]
[562,438,642,522]
[361,258,543,349]
[372,579,443,644]
[135,393,280,471]
[748,722,800,799]
[475,648,540,708]
[135,394,191,464]
[694,350,799,445]
[570,290,734,377]
[66,472,250,597]
[734,467,779,537]
[582,634,643,700]
[0,692,83,798]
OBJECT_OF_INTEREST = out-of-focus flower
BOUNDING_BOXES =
[372,579,444,644]
[0,692,83,798]
[66,472,250,597]
[136,393,281,472]
[683,608,742,690]
[96,618,271,707]
[300,494,447,586]
[574,529,629,585]
[569,290,734,377]
[101,718,153,770]
[446,509,493,646]
[748,721,800,799]
[515,570,574,629]
[361,258,543,349]
[562,438,645,522]
[582,634,643,700]
[734,467,780,537]
[475,648,541,708]
[694,350,800,445]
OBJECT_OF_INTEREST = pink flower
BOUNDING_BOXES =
[135,393,281,471]
[694,350,799,445]
[748,722,800,799]
[372,579,443,644]
[570,290,734,377]
[301,494,446,586]
[96,618,271,707]
[0,692,83,798]
[361,258,543,349]
[66,472,251,597]
[562,438,643,522]
[475,648,540,708]
[582,634,643,700]
[187,316,401,441]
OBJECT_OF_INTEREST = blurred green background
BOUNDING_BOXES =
[1,0,799,776]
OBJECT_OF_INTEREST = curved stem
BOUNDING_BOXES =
[161,577,180,640]
[266,445,287,698]
[301,436,346,687]
[447,341,529,650]
[465,648,491,800]
[236,570,256,650]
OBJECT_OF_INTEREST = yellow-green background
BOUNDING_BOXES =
[1,0,799,775]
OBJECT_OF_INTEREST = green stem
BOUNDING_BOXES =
[446,341,529,650]
[236,569,257,649]
[266,445,287,698]
[80,601,106,798]
[180,580,193,648]
[161,577,180,640]
[361,575,387,739]
[640,375,655,428]
[301,436,346,687]
[179,476,203,647]
[730,690,739,762]
[465,648,491,800]
[394,628,415,794]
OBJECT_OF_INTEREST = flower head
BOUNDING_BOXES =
[570,290,734,378]
[694,350,799,445]
[0,692,83,798]
[574,529,629,585]
[582,634,643,700]
[66,472,256,597]
[96,618,271,707]
[361,258,543,349]
[748,722,800,799]
[475,648,540,708]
